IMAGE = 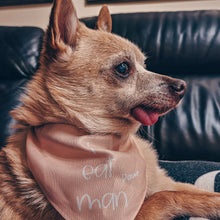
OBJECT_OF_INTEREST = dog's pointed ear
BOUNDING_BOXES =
[96,5,112,33]
[47,0,79,50]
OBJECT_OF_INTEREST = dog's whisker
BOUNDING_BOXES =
[138,126,161,145]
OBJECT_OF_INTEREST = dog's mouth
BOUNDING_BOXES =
[131,106,159,126]
[130,104,176,126]
[129,79,186,126]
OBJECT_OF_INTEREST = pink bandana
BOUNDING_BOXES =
[26,124,147,220]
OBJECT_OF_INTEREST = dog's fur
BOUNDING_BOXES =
[0,0,220,219]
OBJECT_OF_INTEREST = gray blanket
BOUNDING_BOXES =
[159,161,220,220]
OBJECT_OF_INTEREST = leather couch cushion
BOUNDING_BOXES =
[0,26,44,80]
[0,26,44,146]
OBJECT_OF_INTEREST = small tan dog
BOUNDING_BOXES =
[0,0,220,219]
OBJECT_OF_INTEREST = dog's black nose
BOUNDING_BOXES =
[170,79,186,98]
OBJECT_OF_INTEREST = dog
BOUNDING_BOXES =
[0,0,220,219]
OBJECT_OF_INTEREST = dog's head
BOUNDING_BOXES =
[13,0,186,135]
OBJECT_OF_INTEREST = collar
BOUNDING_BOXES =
[26,123,147,220]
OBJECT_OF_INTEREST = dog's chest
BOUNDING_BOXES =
[26,124,147,220]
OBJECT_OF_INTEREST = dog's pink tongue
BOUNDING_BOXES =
[131,107,159,126]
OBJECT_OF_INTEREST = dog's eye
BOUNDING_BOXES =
[115,62,130,78]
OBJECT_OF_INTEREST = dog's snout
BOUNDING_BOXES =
[170,79,186,98]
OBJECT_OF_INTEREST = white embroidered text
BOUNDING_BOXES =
[82,157,115,180]
[76,191,128,211]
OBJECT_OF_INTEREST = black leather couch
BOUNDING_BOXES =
[1,10,220,219]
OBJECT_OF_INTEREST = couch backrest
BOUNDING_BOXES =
[0,26,44,146]
[1,10,220,161]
